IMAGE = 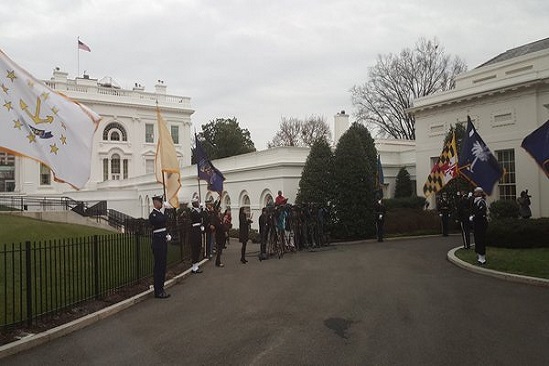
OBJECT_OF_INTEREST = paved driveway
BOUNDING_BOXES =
[4,236,549,365]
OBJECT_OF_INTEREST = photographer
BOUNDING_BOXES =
[517,190,532,219]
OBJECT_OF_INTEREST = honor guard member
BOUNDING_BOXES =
[149,195,171,299]
[374,199,386,242]
[438,193,451,236]
[471,187,488,265]
[457,192,472,249]
[190,198,204,273]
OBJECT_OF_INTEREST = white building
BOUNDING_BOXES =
[1,69,416,225]
[410,37,549,218]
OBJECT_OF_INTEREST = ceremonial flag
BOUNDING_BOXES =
[458,116,503,195]
[78,39,91,52]
[154,107,180,208]
[521,119,549,179]
[0,49,100,189]
[376,154,384,188]
[194,135,225,194]
[423,131,458,198]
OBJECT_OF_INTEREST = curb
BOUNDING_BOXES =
[447,247,549,287]
[0,258,209,360]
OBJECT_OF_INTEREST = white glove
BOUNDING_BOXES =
[439,214,443,217]
[378,215,383,220]
[163,201,172,208]
[200,226,205,232]
[469,215,474,222]
[166,234,172,241]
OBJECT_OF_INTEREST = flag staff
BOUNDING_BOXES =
[77,36,80,78]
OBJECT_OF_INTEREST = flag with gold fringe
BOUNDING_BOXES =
[154,107,180,208]
[423,131,458,198]
[0,49,100,189]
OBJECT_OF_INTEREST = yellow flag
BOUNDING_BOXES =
[423,132,458,198]
[154,107,180,208]
[0,49,100,189]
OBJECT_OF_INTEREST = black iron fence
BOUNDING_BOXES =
[0,230,191,330]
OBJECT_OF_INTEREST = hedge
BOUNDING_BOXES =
[486,218,549,248]
[383,196,427,210]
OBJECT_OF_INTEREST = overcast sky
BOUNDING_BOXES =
[2,0,548,149]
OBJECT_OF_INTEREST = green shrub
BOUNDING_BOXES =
[489,200,519,220]
[486,218,549,248]
[384,207,442,236]
[384,196,427,210]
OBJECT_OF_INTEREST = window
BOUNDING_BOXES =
[496,149,516,201]
[0,152,15,192]
[145,124,154,143]
[40,163,51,185]
[123,159,128,179]
[145,159,155,174]
[102,122,127,141]
[170,125,179,144]
[103,159,108,181]
[264,194,273,206]
[111,154,121,180]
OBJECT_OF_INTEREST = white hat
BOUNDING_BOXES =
[474,187,484,193]
[191,197,199,203]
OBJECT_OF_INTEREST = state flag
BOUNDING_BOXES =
[521,119,549,179]
[423,131,459,198]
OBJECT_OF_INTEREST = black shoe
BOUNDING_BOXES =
[240,258,247,264]
[191,268,203,274]
[155,292,170,299]
[216,263,224,267]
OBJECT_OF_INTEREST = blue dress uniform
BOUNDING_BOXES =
[149,197,170,298]
[190,201,204,273]
[472,187,488,264]
[374,200,386,242]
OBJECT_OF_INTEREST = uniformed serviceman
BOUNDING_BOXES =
[471,187,488,265]
[438,193,451,237]
[190,198,204,274]
[149,195,171,299]
[374,199,386,242]
[457,192,472,249]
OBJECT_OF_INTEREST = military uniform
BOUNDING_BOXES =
[438,195,451,236]
[374,200,386,242]
[472,188,488,264]
[149,196,170,298]
[457,194,472,249]
[190,202,204,273]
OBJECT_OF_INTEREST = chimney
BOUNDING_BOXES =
[155,80,166,94]
[51,67,68,82]
[334,110,349,146]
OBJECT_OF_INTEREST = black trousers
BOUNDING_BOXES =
[215,237,224,266]
[190,230,201,264]
[151,232,168,295]
[376,220,384,242]
[441,214,450,236]
[241,239,248,260]
[473,219,487,256]
[460,220,471,248]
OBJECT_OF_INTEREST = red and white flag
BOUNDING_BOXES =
[78,39,91,52]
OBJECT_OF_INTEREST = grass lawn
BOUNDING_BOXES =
[0,215,114,244]
[455,247,549,279]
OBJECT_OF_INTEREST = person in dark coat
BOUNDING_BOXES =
[258,207,269,261]
[374,199,386,242]
[209,206,226,267]
[471,187,488,265]
[517,190,532,219]
[456,192,472,249]
[239,206,253,263]
[189,198,204,273]
[149,195,171,299]
[438,193,451,236]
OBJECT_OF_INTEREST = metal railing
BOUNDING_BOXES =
[0,225,190,329]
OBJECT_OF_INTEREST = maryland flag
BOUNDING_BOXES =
[154,107,180,208]
[0,49,100,189]
[423,132,458,198]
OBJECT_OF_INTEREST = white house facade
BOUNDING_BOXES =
[410,38,549,218]
[1,69,417,226]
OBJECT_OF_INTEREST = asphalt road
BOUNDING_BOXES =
[4,236,549,365]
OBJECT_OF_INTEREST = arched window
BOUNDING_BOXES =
[103,153,128,181]
[102,122,128,141]
[264,194,274,207]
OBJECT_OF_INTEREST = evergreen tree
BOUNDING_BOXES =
[394,167,413,198]
[332,123,377,239]
[296,138,334,207]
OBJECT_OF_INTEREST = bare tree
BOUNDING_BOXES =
[351,37,467,140]
[268,115,331,148]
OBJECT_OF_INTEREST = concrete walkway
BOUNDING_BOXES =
[2,236,548,365]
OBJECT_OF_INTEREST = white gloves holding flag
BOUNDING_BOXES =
[166,234,172,241]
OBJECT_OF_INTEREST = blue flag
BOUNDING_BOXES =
[521,119,549,179]
[195,135,225,193]
[376,154,384,188]
[458,117,503,195]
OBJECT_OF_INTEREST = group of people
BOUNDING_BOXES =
[257,194,330,260]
